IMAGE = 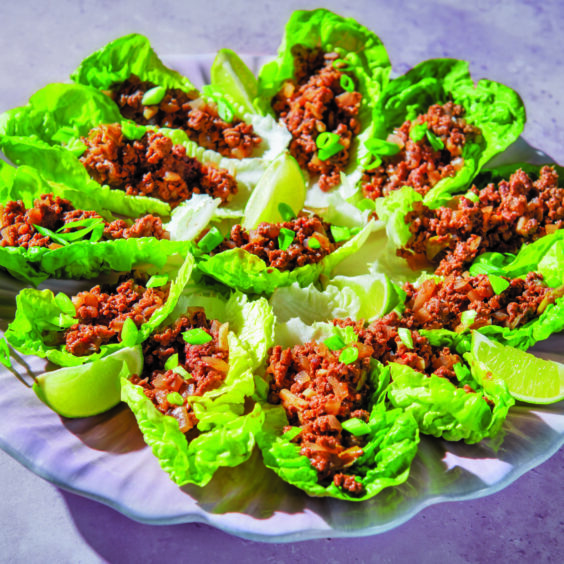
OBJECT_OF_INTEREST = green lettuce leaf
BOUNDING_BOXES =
[256,8,391,185]
[0,83,259,217]
[70,33,198,93]
[121,292,273,486]
[369,59,526,206]
[386,330,514,443]
[256,383,419,501]
[4,250,195,366]
[195,220,375,294]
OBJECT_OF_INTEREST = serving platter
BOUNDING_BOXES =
[0,54,563,542]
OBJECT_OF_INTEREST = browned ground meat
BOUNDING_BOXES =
[272,46,362,191]
[399,166,564,275]
[79,123,238,207]
[210,214,341,271]
[109,75,262,159]
[267,341,374,494]
[63,276,169,356]
[336,315,463,380]
[400,272,555,331]
[361,102,481,199]
[0,193,168,249]
[267,315,466,493]
[130,308,230,434]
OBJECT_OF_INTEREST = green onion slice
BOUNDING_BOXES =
[172,365,192,380]
[183,328,213,345]
[330,225,351,243]
[365,138,401,157]
[425,129,445,151]
[166,391,185,406]
[307,237,321,249]
[465,191,480,204]
[164,353,179,370]
[339,346,359,365]
[488,274,511,295]
[316,132,343,161]
[141,86,167,106]
[278,227,295,251]
[341,417,371,436]
[198,226,224,253]
[332,58,351,71]
[278,202,296,221]
[409,123,428,142]
[33,224,69,246]
[340,74,355,92]
[324,335,345,351]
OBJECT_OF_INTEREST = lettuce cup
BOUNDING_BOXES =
[4,253,194,367]
[360,59,525,206]
[256,8,391,193]
[0,83,259,218]
[71,33,290,161]
[256,319,419,500]
[121,291,274,487]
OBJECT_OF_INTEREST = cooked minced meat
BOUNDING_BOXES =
[267,341,374,495]
[398,166,564,275]
[400,272,555,332]
[0,193,168,249]
[335,315,463,381]
[361,102,481,199]
[209,214,342,271]
[130,308,230,434]
[79,123,238,207]
[109,75,262,159]
[63,275,169,357]
[272,46,362,191]
[267,316,470,494]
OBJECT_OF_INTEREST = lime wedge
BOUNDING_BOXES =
[210,48,258,115]
[33,346,143,418]
[242,152,306,229]
[471,332,564,404]
[331,272,396,320]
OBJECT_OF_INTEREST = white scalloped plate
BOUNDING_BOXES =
[0,54,563,542]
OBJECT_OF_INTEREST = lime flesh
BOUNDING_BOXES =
[242,152,306,229]
[210,49,258,115]
[471,332,564,404]
[33,346,143,418]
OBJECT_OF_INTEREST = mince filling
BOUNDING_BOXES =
[208,214,341,271]
[79,123,238,207]
[0,193,168,249]
[109,75,262,159]
[267,341,374,495]
[361,102,481,200]
[130,308,230,434]
[63,275,170,357]
[272,46,362,191]
[400,273,556,332]
[398,166,564,275]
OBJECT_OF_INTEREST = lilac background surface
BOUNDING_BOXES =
[1,0,563,562]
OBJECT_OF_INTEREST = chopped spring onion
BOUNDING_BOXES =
[198,226,224,253]
[488,274,511,295]
[278,202,296,221]
[141,86,167,106]
[308,237,321,249]
[341,418,371,436]
[278,227,295,251]
[316,132,343,161]
[183,328,213,345]
[330,224,351,242]
[166,391,185,406]
[339,346,359,365]
[340,74,355,92]
[164,353,179,370]
[398,327,414,349]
